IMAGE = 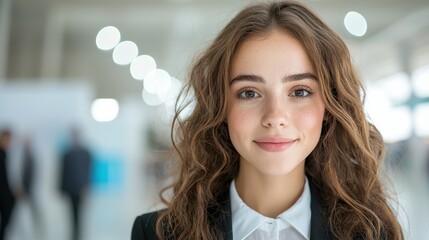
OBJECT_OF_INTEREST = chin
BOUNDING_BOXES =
[258,163,302,177]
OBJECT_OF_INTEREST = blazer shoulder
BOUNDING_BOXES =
[132,211,160,240]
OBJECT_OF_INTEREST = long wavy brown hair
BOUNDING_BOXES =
[155,1,403,239]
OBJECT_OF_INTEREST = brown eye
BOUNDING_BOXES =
[294,89,307,97]
[290,88,312,98]
[237,89,261,100]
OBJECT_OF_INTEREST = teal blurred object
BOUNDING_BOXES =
[92,152,124,191]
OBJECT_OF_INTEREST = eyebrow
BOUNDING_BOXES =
[230,72,317,85]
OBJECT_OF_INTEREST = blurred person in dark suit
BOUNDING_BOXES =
[0,129,15,240]
[59,129,92,240]
[19,135,43,239]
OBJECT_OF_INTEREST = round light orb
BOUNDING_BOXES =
[130,55,157,80]
[344,11,367,37]
[96,26,121,50]
[91,98,119,122]
[143,69,172,95]
[112,41,138,65]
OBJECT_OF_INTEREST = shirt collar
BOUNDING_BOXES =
[230,177,311,240]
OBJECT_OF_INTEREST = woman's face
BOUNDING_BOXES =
[227,30,325,178]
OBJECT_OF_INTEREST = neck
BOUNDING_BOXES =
[235,162,305,218]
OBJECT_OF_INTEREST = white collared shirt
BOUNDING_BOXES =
[230,177,311,240]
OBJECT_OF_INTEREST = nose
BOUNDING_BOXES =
[261,98,288,128]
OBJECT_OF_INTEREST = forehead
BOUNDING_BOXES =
[230,30,314,76]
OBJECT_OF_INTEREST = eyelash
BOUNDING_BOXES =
[236,85,313,100]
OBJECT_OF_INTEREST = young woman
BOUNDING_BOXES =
[132,1,403,239]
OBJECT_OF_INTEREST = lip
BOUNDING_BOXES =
[253,137,296,152]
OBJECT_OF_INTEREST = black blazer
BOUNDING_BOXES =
[132,182,333,240]
[60,145,92,196]
[0,148,15,207]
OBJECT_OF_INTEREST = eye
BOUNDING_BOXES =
[290,87,312,98]
[237,88,261,100]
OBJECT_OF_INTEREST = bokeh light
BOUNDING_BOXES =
[130,55,157,80]
[365,84,412,142]
[142,89,164,106]
[163,77,182,108]
[379,106,412,143]
[112,41,138,65]
[412,65,429,98]
[143,69,172,95]
[414,103,429,137]
[96,26,121,51]
[344,11,367,37]
[378,72,411,104]
[91,98,120,122]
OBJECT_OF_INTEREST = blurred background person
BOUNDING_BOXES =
[17,134,43,239]
[59,128,92,240]
[0,129,15,240]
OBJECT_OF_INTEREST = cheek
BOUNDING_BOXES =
[226,106,241,139]
[295,106,325,135]
[227,107,252,133]
[227,106,258,146]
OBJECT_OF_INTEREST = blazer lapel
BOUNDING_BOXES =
[309,182,334,240]
[217,189,233,240]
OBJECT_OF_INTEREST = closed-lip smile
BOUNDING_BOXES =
[253,137,296,152]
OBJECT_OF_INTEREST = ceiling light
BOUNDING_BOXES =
[91,98,120,122]
[112,41,138,65]
[143,68,172,95]
[130,55,157,80]
[344,11,367,37]
[96,26,121,51]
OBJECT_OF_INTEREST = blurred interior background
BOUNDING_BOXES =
[1,0,429,239]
